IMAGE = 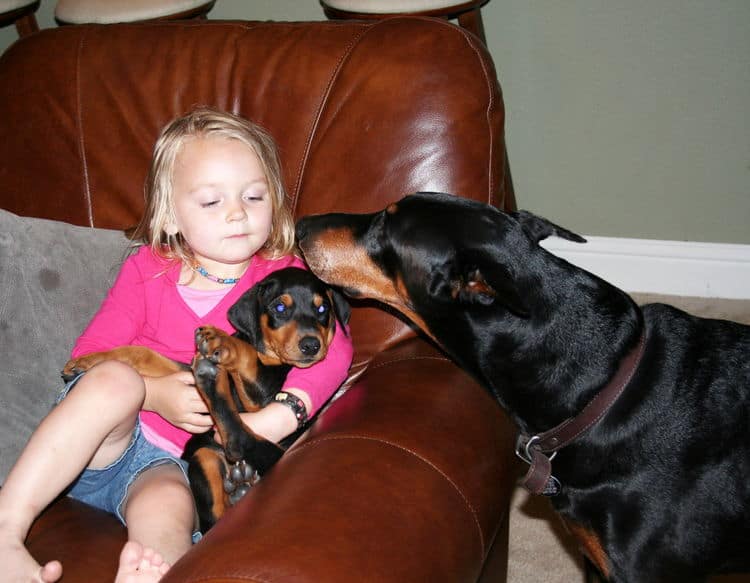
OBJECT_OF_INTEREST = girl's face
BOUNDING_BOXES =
[171,136,273,276]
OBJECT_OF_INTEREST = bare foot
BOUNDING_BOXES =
[115,541,170,583]
[0,535,62,582]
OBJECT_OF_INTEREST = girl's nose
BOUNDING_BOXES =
[226,199,246,222]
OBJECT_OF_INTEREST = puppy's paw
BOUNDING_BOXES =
[62,353,104,381]
[193,356,218,384]
[195,326,251,370]
[195,326,236,364]
[223,460,260,506]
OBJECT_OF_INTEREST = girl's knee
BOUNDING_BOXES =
[127,465,194,514]
[74,360,145,410]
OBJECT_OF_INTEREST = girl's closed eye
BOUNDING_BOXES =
[192,187,222,208]
[243,190,267,202]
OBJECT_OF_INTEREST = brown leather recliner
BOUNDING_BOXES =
[0,18,519,582]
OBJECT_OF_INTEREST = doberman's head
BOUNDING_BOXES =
[295,192,623,420]
[228,267,350,367]
[296,192,585,345]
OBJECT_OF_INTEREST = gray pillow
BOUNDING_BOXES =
[0,209,130,482]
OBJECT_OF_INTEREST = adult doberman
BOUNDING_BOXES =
[295,192,750,583]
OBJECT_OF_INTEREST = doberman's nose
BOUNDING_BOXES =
[299,336,321,356]
[295,220,309,242]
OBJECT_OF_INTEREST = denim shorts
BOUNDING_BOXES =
[57,374,200,542]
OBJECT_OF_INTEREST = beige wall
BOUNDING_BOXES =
[2,1,748,243]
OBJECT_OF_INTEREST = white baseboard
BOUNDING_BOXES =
[540,236,750,300]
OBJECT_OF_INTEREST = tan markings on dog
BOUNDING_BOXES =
[302,227,442,344]
[564,520,610,580]
[323,291,338,344]
[259,312,327,367]
[194,447,228,521]
[386,202,399,214]
[301,229,398,301]
[449,270,495,301]
[467,270,495,297]
[63,346,183,378]
[229,370,261,412]
[394,274,435,342]
[278,293,293,308]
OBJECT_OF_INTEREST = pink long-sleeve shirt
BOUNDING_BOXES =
[72,246,353,455]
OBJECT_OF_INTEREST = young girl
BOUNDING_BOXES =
[0,108,353,583]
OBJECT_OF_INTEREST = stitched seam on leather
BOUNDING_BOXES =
[289,25,369,212]
[477,38,496,206]
[367,354,450,371]
[401,16,496,206]
[452,24,496,206]
[178,576,273,583]
[287,434,486,556]
[74,31,93,226]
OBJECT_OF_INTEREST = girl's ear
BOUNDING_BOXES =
[165,222,179,236]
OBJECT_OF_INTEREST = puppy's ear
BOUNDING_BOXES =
[328,287,351,335]
[228,278,279,349]
[511,210,586,244]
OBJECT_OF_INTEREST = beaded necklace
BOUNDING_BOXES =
[190,262,246,285]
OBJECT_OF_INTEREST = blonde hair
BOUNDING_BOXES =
[132,107,296,264]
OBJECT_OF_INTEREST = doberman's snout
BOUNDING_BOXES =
[295,219,310,243]
[298,336,321,356]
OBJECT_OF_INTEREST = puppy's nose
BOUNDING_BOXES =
[299,336,321,356]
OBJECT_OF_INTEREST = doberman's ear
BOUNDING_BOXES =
[328,287,351,335]
[511,210,586,245]
[228,278,279,349]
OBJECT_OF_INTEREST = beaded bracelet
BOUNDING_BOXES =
[274,391,309,429]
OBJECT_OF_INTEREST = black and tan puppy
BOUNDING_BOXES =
[295,192,750,583]
[63,267,350,532]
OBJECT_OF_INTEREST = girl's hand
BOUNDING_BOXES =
[143,371,213,433]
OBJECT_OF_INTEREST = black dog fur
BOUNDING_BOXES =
[295,192,750,583]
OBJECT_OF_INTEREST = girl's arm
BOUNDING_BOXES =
[239,321,354,443]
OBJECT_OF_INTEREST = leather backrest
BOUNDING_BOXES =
[0,17,509,357]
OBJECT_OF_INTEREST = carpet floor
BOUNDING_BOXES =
[506,294,750,583]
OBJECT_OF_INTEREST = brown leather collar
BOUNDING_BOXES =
[516,331,647,496]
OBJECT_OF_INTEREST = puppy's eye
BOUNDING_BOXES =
[317,304,328,314]
[274,303,287,313]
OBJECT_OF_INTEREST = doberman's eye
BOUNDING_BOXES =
[317,304,328,314]
[274,303,286,313]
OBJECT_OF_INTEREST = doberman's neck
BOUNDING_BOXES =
[440,269,643,437]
